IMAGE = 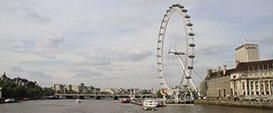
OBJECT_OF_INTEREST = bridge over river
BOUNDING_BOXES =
[54,94,154,99]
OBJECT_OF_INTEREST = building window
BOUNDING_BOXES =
[247,90,250,95]
[231,89,233,97]
[247,81,250,95]
[265,81,269,95]
[269,80,273,95]
[224,89,226,97]
[255,81,259,95]
[261,81,264,95]
[242,82,245,90]
[251,82,254,90]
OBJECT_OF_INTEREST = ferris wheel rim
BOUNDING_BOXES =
[157,4,195,95]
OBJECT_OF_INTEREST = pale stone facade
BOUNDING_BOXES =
[230,60,273,100]
[199,66,233,98]
[206,76,231,98]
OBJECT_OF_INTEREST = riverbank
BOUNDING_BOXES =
[195,99,273,108]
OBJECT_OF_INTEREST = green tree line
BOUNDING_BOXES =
[0,81,54,98]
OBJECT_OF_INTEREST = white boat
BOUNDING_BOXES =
[5,98,16,103]
[143,99,159,110]
[59,96,67,99]
[75,99,81,103]
[75,91,81,103]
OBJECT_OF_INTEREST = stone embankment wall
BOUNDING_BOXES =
[195,99,273,108]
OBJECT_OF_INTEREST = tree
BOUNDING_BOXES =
[14,85,26,97]
[43,89,55,96]
[157,90,163,98]
[0,81,45,98]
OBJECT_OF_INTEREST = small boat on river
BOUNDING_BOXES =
[4,98,16,103]
[22,98,29,101]
[75,99,81,103]
[142,99,159,111]
[120,98,130,103]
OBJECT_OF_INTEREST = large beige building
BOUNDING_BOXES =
[235,44,260,66]
[200,44,273,100]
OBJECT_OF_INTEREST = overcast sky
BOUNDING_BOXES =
[0,0,272,89]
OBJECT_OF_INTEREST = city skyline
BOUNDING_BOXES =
[0,0,272,88]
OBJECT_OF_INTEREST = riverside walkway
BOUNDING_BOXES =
[195,99,273,108]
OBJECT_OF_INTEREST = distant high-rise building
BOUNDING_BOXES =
[235,44,260,66]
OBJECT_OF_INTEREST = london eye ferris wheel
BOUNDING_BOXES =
[157,4,197,102]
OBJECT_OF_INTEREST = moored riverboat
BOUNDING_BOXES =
[22,98,29,101]
[142,99,159,110]
[4,98,16,103]
[120,98,130,103]
[45,95,59,99]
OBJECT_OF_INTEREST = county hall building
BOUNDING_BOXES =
[200,44,273,101]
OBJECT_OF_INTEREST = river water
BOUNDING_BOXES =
[0,99,272,113]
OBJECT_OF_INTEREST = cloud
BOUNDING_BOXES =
[254,36,273,59]
[67,68,103,78]
[73,59,111,67]
[79,47,153,63]
[15,6,52,24]
[97,67,116,71]
[22,60,67,66]
[38,32,65,49]
[29,31,65,59]
[70,69,103,78]
[0,0,272,88]
[74,72,103,78]
[28,71,52,79]
[196,44,235,56]
[10,67,24,72]
[5,31,65,59]
[254,36,273,45]
[118,49,154,61]
[0,0,52,24]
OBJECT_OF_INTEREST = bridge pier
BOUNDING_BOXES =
[113,96,118,100]
[95,96,101,100]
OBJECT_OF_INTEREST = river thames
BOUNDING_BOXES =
[0,99,272,113]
